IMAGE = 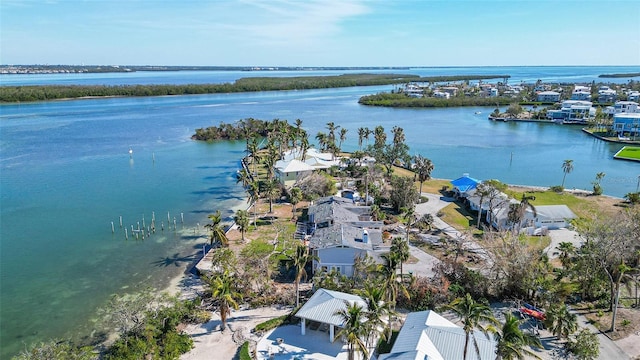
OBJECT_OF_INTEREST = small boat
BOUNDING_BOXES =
[474,111,482,115]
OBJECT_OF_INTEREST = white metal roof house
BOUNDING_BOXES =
[275,147,342,188]
[296,288,368,343]
[379,310,497,360]
[489,203,577,231]
[546,100,595,124]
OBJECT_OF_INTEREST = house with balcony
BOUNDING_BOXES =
[571,85,592,101]
[613,113,640,138]
[546,100,595,124]
[274,147,341,188]
[605,101,640,115]
[628,91,640,102]
[537,90,561,102]
[598,88,617,103]
[306,196,385,276]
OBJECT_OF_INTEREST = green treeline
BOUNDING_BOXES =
[598,72,640,78]
[0,73,510,103]
[192,118,276,141]
[358,92,516,107]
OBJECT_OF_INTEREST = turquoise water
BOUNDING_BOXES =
[1,67,640,357]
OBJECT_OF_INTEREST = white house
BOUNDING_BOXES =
[605,101,640,115]
[628,91,640,102]
[546,100,595,123]
[571,86,592,101]
[537,90,561,102]
[379,310,497,360]
[433,91,450,99]
[598,88,617,103]
[490,203,577,231]
[310,224,383,277]
[274,147,341,187]
[274,159,316,188]
[296,288,368,343]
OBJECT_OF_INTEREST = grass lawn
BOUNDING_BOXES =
[614,146,640,161]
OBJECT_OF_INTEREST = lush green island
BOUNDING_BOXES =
[0,73,510,103]
[358,92,517,107]
[598,72,640,78]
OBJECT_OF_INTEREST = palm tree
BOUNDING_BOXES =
[333,301,369,360]
[289,187,303,218]
[247,137,260,176]
[205,210,229,247]
[247,181,260,229]
[391,236,410,280]
[379,252,408,342]
[338,128,348,153]
[443,293,499,360]
[358,282,390,347]
[264,180,280,213]
[357,127,366,151]
[543,303,577,339]
[495,312,542,360]
[561,159,574,188]
[234,209,249,242]
[413,154,434,195]
[557,241,576,269]
[507,193,536,232]
[316,132,328,152]
[289,244,318,307]
[204,270,241,332]
[236,168,250,188]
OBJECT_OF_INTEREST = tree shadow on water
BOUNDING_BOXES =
[152,252,198,267]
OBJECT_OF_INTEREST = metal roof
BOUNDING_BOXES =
[295,288,367,327]
[380,310,496,360]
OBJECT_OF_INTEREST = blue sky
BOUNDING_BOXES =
[1,0,639,66]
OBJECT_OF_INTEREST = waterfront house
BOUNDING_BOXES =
[489,203,577,231]
[605,101,640,115]
[275,147,341,188]
[537,90,561,102]
[628,91,640,102]
[546,100,595,124]
[296,288,368,343]
[613,112,640,138]
[433,91,450,99]
[379,310,497,360]
[450,174,481,198]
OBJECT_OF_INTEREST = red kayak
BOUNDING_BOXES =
[520,307,546,321]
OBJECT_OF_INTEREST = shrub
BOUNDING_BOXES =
[239,341,252,360]
[550,185,564,193]
[254,315,288,333]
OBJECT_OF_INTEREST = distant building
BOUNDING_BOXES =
[433,91,450,99]
[571,85,592,101]
[537,90,561,102]
[489,88,499,97]
[598,88,617,103]
[628,91,640,102]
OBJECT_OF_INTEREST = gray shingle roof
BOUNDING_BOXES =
[309,224,382,250]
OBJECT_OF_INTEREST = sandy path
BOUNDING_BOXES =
[180,306,292,360]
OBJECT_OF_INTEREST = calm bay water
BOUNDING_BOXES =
[1,66,640,357]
